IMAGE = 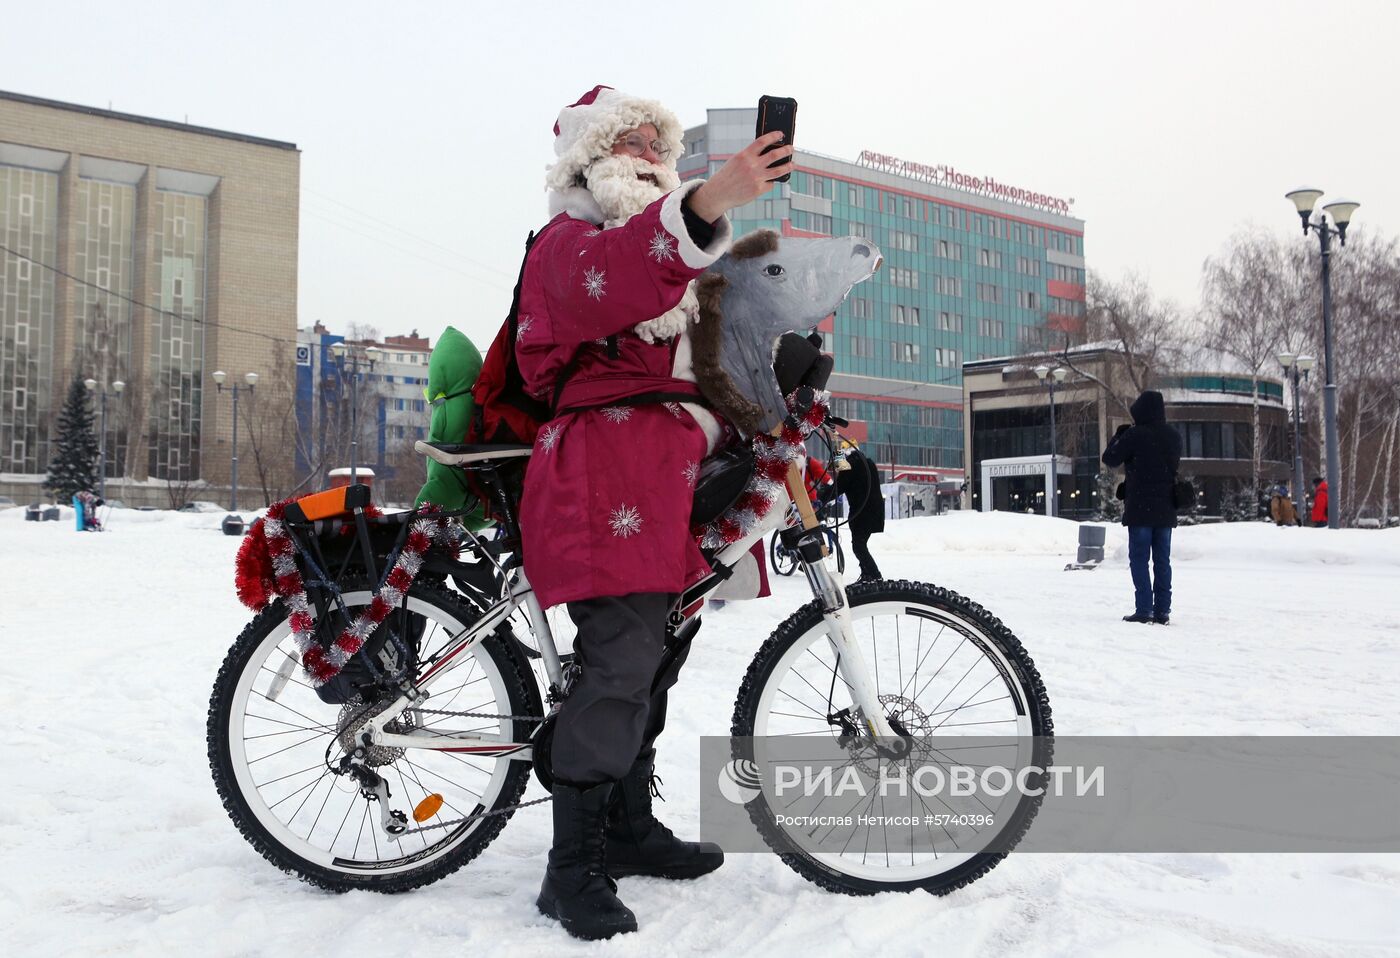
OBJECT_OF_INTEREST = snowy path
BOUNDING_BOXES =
[2,509,1398,957]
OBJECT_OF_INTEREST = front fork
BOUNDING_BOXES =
[781,523,898,743]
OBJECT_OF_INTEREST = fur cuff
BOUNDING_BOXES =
[661,180,733,270]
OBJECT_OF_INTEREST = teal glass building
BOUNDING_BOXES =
[681,108,1086,487]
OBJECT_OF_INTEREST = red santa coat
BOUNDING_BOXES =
[516,182,733,609]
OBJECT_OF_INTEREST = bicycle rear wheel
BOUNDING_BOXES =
[731,579,1052,896]
[207,580,539,892]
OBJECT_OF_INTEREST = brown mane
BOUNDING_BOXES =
[692,272,764,434]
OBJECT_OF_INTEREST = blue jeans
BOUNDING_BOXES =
[1128,526,1172,616]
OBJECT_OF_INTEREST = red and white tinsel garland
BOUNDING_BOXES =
[694,393,829,550]
[236,499,451,687]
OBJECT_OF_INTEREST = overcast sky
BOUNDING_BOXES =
[7,0,1396,350]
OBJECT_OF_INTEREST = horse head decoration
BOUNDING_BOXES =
[691,231,882,434]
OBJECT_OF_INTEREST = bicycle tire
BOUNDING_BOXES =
[208,579,539,893]
[731,579,1053,896]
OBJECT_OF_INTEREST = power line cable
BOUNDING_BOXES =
[0,242,302,347]
[303,187,517,282]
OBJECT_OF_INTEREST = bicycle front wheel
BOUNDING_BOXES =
[207,580,538,893]
[731,579,1052,896]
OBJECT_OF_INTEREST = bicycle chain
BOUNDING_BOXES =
[387,705,551,837]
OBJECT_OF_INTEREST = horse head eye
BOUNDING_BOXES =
[764,264,785,277]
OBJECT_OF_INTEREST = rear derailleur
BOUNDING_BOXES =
[335,749,409,839]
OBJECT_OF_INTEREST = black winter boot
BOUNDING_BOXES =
[606,750,724,879]
[537,782,638,940]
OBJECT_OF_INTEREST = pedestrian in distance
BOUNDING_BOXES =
[1310,476,1329,527]
[1101,390,1181,626]
[1270,483,1298,527]
[836,444,885,581]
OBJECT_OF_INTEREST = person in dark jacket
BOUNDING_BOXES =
[1101,390,1181,625]
[836,445,885,581]
[1310,477,1328,527]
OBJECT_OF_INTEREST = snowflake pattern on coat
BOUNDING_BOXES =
[516,314,534,337]
[608,503,643,538]
[663,401,684,419]
[582,266,607,300]
[648,230,677,263]
[600,406,633,424]
[538,423,562,453]
[683,460,700,486]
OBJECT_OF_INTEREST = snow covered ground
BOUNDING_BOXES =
[2,507,1398,956]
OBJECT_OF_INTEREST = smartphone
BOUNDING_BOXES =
[756,95,797,183]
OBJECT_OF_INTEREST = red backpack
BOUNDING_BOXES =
[466,230,555,447]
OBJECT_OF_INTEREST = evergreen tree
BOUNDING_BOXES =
[1092,471,1124,523]
[43,377,100,502]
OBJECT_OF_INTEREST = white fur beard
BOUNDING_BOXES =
[633,284,697,343]
[585,154,681,228]
[584,155,692,343]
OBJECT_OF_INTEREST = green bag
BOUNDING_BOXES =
[415,325,490,529]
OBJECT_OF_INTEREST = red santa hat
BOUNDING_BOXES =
[545,85,685,192]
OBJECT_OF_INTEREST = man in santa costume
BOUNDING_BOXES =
[516,86,790,939]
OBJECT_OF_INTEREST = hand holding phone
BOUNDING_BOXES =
[686,129,795,222]
[756,95,797,183]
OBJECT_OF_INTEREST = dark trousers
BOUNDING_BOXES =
[551,592,690,785]
[850,530,882,580]
[1127,525,1172,616]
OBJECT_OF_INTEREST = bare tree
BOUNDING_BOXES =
[1200,228,1296,497]
[1048,272,1189,417]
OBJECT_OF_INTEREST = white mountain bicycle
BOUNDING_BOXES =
[207,403,1052,897]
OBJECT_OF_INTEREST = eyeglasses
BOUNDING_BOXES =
[615,132,671,161]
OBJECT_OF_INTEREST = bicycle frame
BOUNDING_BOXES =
[356,451,898,760]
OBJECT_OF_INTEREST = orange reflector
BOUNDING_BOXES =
[413,794,444,822]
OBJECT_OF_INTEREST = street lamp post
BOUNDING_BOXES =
[329,341,381,483]
[1033,363,1068,518]
[1285,188,1360,529]
[1276,352,1315,519]
[84,378,126,499]
[213,370,260,512]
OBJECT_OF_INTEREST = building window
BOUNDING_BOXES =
[19,193,32,217]
[174,216,186,238]
[902,198,914,217]
[16,258,29,281]
[908,306,920,325]
[944,207,958,228]
[936,275,962,297]
[98,205,111,228]
[976,282,1003,303]
[891,341,920,362]
[97,266,110,290]
[939,311,963,332]
[848,186,861,206]
[848,222,870,238]
[978,317,1004,337]
[978,249,1003,268]
[172,276,184,298]
[851,298,872,319]
[935,347,959,366]
[891,267,918,288]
